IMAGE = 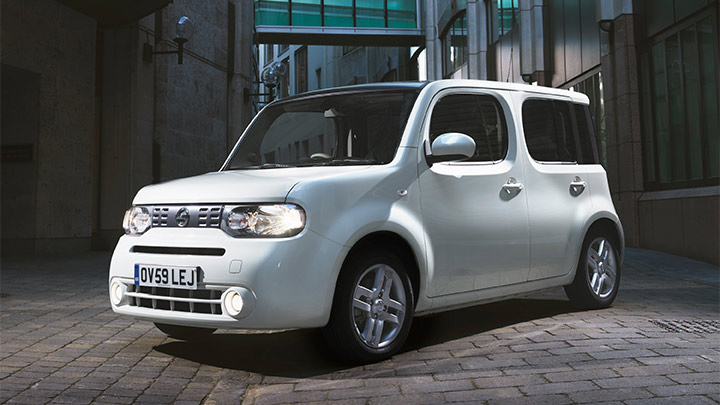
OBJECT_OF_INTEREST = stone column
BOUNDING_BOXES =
[467,0,488,79]
[229,0,255,150]
[599,4,643,247]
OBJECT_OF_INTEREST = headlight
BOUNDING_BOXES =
[122,206,151,235]
[222,204,305,237]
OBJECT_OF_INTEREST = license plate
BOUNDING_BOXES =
[134,264,197,290]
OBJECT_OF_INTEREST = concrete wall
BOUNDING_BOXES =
[1,0,96,253]
[94,0,253,247]
[638,191,720,265]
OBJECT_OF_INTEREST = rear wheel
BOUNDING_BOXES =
[565,230,621,309]
[323,249,414,363]
[154,323,216,341]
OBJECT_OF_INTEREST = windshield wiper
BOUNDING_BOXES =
[323,158,381,166]
[234,163,296,170]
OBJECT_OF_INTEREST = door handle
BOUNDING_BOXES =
[570,176,586,195]
[503,178,524,194]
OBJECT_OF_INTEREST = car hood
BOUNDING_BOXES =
[132,166,372,204]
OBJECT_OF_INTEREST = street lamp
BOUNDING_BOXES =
[143,16,194,65]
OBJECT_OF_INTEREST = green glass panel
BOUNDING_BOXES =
[681,26,704,180]
[698,17,719,178]
[388,0,417,28]
[256,0,290,25]
[652,42,671,183]
[324,0,353,27]
[357,0,384,27]
[665,35,687,182]
[640,54,656,182]
[292,0,321,26]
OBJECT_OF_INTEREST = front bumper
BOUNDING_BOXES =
[109,227,347,330]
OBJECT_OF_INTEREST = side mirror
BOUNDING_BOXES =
[426,132,476,165]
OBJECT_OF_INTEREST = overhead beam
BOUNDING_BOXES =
[256,26,425,46]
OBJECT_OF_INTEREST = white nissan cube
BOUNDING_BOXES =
[109,80,623,363]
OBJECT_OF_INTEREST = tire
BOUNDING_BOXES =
[323,248,414,363]
[154,323,216,341]
[564,230,621,309]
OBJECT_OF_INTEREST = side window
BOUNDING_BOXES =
[430,94,509,162]
[574,103,600,164]
[522,99,576,163]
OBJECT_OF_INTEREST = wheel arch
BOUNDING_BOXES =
[336,231,422,309]
[584,216,625,264]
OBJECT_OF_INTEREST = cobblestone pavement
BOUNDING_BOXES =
[1,249,718,404]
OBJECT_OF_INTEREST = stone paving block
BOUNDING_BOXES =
[544,368,619,382]
[444,386,524,402]
[667,372,720,384]
[612,364,692,377]
[647,383,720,397]
[327,386,400,400]
[473,374,547,388]
[593,375,675,389]
[568,387,653,403]
[486,394,573,405]
[401,378,474,393]
[369,393,444,405]
[624,395,718,405]
[520,381,597,396]
[293,378,364,391]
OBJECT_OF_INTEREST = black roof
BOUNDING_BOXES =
[274,81,430,105]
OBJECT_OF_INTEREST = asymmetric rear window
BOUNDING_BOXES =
[522,99,599,164]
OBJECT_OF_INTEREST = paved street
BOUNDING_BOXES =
[1,248,718,404]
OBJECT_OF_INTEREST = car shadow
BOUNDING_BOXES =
[153,297,578,378]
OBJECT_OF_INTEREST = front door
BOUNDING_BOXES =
[419,90,530,297]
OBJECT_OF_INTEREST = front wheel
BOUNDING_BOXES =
[323,249,414,363]
[565,231,621,309]
[154,323,216,341]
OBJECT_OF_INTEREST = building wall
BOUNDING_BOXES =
[2,0,254,253]
[1,0,96,253]
[477,0,719,265]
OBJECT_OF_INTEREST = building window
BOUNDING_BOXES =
[255,0,418,28]
[264,44,274,65]
[295,46,308,94]
[441,11,468,78]
[498,0,518,37]
[640,14,719,190]
[279,58,290,98]
[570,72,606,167]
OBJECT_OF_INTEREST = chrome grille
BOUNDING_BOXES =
[198,207,222,227]
[152,208,169,226]
[126,285,223,315]
[150,205,223,228]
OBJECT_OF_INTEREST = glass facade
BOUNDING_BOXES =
[255,0,418,28]
[498,0,518,37]
[441,11,467,78]
[640,13,719,189]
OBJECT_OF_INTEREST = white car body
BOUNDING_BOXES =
[109,80,623,356]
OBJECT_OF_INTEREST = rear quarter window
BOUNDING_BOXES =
[522,99,599,164]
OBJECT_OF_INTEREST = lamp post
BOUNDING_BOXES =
[143,16,194,65]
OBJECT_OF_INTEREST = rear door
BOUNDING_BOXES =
[517,95,600,281]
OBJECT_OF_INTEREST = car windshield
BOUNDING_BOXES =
[224,89,419,170]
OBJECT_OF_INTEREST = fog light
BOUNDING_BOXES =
[110,281,125,306]
[224,290,244,316]
[222,287,256,318]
